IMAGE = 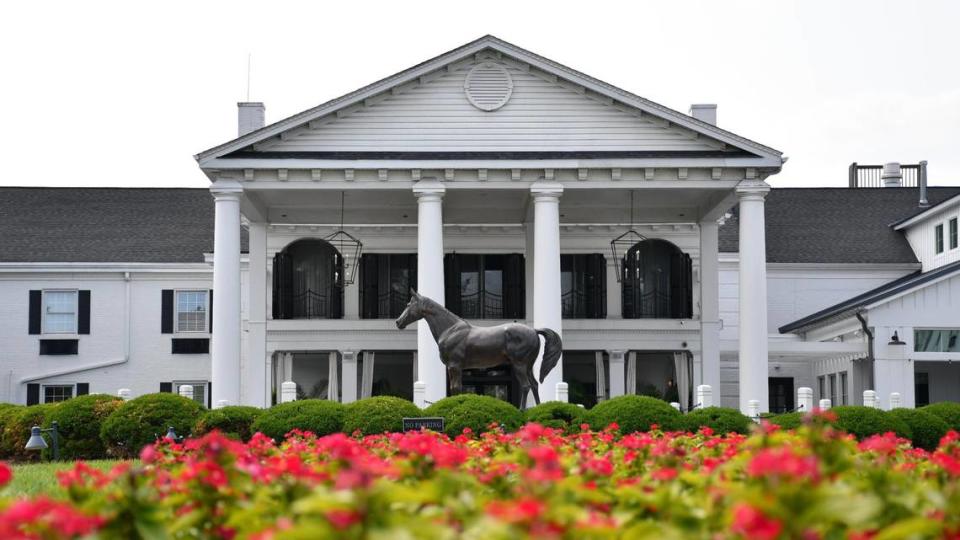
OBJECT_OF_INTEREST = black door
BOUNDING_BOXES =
[462,366,519,407]
[768,377,795,414]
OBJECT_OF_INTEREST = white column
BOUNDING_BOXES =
[607,350,626,398]
[874,326,915,408]
[531,182,565,396]
[344,280,360,319]
[699,220,722,395]
[246,221,268,407]
[210,180,243,408]
[341,350,358,404]
[413,181,447,404]
[736,179,771,414]
[605,259,621,319]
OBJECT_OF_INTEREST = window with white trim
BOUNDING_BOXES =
[43,384,74,403]
[950,218,958,250]
[915,329,960,352]
[43,290,78,334]
[175,290,208,333]
[935,223,944,254]
[173,381,207,407]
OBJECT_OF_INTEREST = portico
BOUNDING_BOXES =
[196,35,784,413]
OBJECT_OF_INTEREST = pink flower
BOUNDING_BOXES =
[731,503,782,540]
[0,462,11,488]
[747,447,819,481]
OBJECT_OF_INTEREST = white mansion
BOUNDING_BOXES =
[2,36,958,413]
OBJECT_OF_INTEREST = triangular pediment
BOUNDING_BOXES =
[197,36,781,163]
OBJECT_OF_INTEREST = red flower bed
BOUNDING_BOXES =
[2,413,960,538]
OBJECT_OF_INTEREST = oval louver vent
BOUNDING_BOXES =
[464,62,513,112]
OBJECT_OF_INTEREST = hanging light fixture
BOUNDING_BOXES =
[610,190,647,283]
[324,191,362,286]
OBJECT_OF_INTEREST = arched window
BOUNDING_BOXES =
[621,239,692,319]
[273,239,344,319]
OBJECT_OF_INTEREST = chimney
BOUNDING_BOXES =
[237,102,265,137]
[689,104,717,126]
[881,162,902,187]
[919,160,929,207]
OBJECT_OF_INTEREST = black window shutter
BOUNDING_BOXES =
[360,254,378,319]
[207,382,212,408]
[503,254,525,319]
[587,254,607,319]
[29,290,42,334]
[161,290,174,333]
[78,290,91,334]
[27,384,40,405]
[443,254,462,316]
[621,253,635,318]
[159,382,173,393]
[208,289,213,332]
[272,252,293,319]
[76,383,89,396]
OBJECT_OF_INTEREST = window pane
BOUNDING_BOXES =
[946,330,960,352]
[459,255,480,319]
[43,291,77,333]
[44,385,74,403]
[483,255,504,318]
[951,219,958,249]
[915,329,942,352]
[840,372,848,405]
[176,291,207,332]
[935,224,944,253]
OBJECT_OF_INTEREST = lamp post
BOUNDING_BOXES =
[25,421,60,461]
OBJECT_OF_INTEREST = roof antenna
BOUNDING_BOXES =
[246,53,252,101]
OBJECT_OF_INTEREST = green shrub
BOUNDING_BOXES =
[766,412,804,430]
[524,402,586,432]
[683,407,753,435]
[584,395,683,433]
[343,396,421,435]
[45,394,123,460]
[423,395,523,437]
[1,404,59,462]
[194,406,263,441]
[829,406,911,440]
[100,393,202,458]
[0,405,23,460]
[920,402,960,431]
[251,399,345,441]
[889,408,950,451]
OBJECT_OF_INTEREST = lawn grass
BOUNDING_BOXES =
[7,460,132,498]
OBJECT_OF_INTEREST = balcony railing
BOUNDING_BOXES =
[848,162,924,188]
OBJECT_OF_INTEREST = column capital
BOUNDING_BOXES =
[340,350,357,362]
[210,179,243,199]
[735,179,771,201]
[530,182,564,199]
[412,180,446,199]
[606,349,627,360]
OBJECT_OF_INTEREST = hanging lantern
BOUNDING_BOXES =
[324,192,363,286]
[609,191,646,283]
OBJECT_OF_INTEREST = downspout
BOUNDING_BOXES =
[855,310,875,391]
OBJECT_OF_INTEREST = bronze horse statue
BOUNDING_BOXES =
[395,290,562,409]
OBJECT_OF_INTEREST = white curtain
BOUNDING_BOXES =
[361,351,375,399]
[594,351,607,402]
[327,351,339,402]
[625,351,637,395]
[673,351,691,410]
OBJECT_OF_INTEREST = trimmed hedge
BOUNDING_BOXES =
[343,396,421,435]
[523,402,586,432]
[423,395,524,437]
[683,407,753,435]
[830,406,912,440]
[584,395,683,433]
[920,402,960,431]
[101,393,203,458]
[1,404,59,462]
[766,412,804,431]
[194,406,263,441]
[889,408,950,451]
[45,394,123,460]
[251,399,345,441]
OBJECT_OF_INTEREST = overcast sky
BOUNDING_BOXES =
[2,0,957,188]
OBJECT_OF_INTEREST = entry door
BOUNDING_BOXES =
[462,366,517,406]
[768,377,795,414]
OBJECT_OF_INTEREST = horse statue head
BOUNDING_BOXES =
[395,289,428,329]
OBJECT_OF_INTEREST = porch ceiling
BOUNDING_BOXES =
[250,186,733,225]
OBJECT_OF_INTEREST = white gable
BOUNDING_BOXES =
[255,57,725,153]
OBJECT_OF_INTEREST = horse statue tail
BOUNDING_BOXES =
[536,328,563,383]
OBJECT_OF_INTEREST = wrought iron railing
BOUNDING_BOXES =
[291,289,334,319]
[460,291,504,319]
[375,289,411,319]
[562,289,603,319]
[623,289,674,319]
[848,162,922,188]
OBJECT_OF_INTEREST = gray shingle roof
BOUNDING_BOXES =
[719,187,960,264]
[0,187,247,263]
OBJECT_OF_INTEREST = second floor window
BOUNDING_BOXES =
[444,254,524,319]
[273,239,344,319]
[950,218,958,250]
[915,329,960,352]
[621,239,693,319]
[935,223,944,254]
[360,254,417,319]
[43,290,78,334]
[176,290,208,332]
[561,254,606,319]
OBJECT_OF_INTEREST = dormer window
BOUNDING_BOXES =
[935,223,944,254]
[950,218,958,250]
